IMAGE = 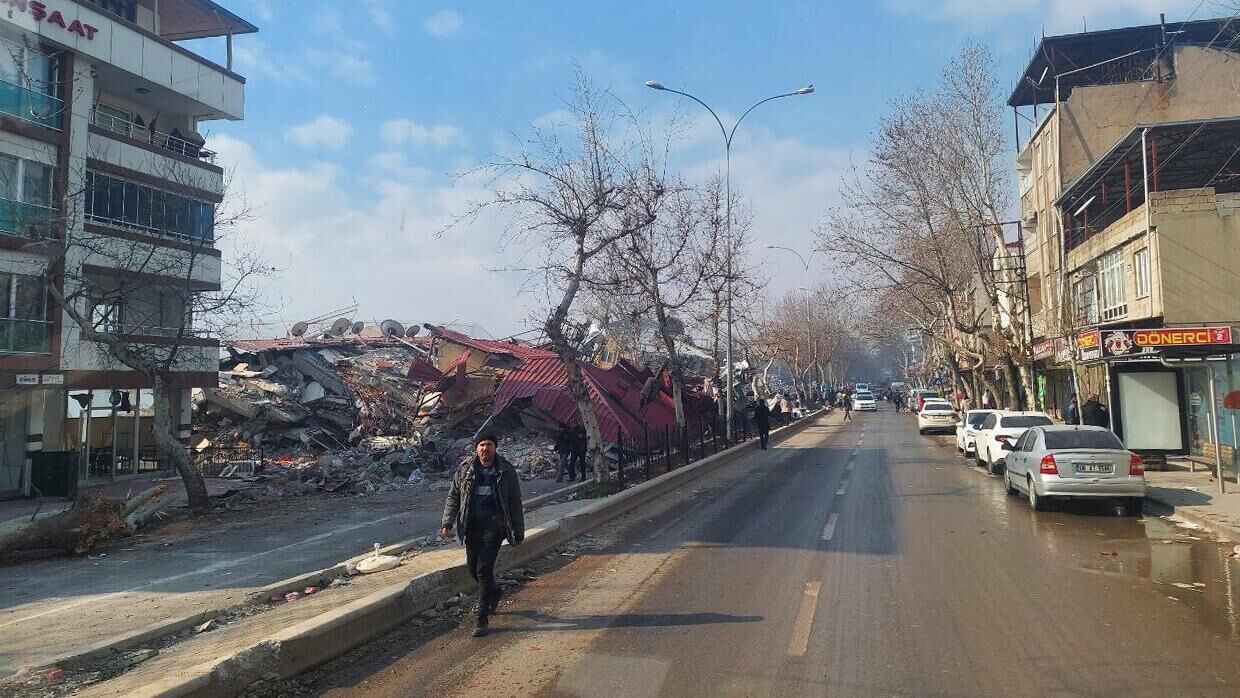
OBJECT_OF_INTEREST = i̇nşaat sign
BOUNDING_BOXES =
[6,0,101,40]
[1102,326,1234,358]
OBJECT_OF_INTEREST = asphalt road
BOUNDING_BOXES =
[289,406,1240,697]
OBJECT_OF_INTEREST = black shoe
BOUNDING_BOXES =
[488,585,504,614]
[473,618,489,637]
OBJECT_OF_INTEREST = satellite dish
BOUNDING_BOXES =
[329,318,351,336]
[380,319,405,337]
[350,321,365,335]
[289,321,309,338]
[404,325,421,338]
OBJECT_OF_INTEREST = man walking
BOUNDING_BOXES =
[1063,392,1081,425]
[754,398,772,449]
[441,433,525,637]
[553,425,574,482]
[1081,393,1111,428]
[843,395,853,422]
[570,425,588,481]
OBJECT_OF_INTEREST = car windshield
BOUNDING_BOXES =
[967,413,990,427]
[924,406,954,413]
[856,392,873,399]
[1044,430,1124,450]
[1000,415,1053,428]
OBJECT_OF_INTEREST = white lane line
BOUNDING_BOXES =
[788,581,823,657]
[836,479,849,496]
[821,513,839,541]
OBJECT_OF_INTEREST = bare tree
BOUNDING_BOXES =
[453,73,654,484]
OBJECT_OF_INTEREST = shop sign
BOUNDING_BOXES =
[15,374,38,385]
[41,373,63,385]
[5,1,100,40]
[1102,326,1234,358]
[1076,329,1102,361]
[1034,337,1068,361]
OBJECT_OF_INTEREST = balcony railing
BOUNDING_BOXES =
[0,318,52,354]
[91,109,217,163]
[0,197,57,239]
[0,78,63,130]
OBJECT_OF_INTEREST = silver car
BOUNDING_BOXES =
[1000,425,1146,515]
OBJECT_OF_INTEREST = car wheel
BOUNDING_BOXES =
[1124,498,1144,517]
[983,449,994,474]
[1028,477,1048,511]
[1005,471,1019,496]
[918,428,926,435]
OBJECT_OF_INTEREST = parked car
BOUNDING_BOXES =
[855,383,871,394]
[955,409,1000,455]
[1001,425,1145,515]
[974,411,1054,474]
[920,398,952,412]
[917,402,957,435]
[852,391,877,411]
[908,389,939,412]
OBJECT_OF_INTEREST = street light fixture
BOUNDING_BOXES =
[645,80,813,440]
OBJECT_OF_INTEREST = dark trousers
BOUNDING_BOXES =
[465,520,506,620]
[843,408,852,422]
[757,423,770,449]
[557,452,575,480]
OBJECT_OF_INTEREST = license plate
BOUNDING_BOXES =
[1074,462,1113,474]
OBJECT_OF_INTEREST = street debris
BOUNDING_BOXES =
[194,619,216,633]
[355,543,401,575]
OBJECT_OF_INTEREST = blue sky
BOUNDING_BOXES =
[191,0,1203,339]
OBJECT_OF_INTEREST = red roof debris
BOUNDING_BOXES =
[424,325,556,361]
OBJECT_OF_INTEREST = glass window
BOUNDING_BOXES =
[0,155,17,201]
[1000,415,1054,428]
[91,298,125,333]
[122,182,139,223]
[13,275,44,321]
[982,414,997,429]
[1099,248,1127,320]
[1044,430,1124,450]
[0,272,10,318]
[1134,247,1150,298]
[967,412,990,427]
[22,161,51,207]
[95,104,132,136]
[1073,274,1098,325]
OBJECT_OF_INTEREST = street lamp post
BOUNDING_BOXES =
[645,80,813,440]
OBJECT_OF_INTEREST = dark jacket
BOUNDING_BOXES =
[441,455,525,545]
[553,428,572,454]
[1063,399,1081,425]
[1081,399,1110,428]
[753,401,771,428]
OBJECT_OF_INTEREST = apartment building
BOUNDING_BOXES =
[1010,17,1240,470]
[0,0,255,496]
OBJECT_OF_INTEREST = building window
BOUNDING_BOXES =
[1073,274,1098,325]
[1099,249,1127,321]
[81,0,138,23]
[1134,247,1151,298]
[0,272,50,353]
[84,170,215,243]
[94,103,134,138]
[91,297,126,334]
[0,155,55,238]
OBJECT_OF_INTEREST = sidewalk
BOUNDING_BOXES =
[1145,467,1240,541]
[0,474,568,679]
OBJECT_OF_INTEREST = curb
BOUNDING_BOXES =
[1144,491,1240,543]
[112,412,829,697]
[39,479,593,676]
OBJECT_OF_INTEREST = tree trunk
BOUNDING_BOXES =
[653,286,687,430]
[152,376,209,511]
[1000,358,1020,410]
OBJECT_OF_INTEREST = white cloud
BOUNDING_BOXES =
[367,0,395,33]
[381,118,468,148]
[886,0,1201,32]
[286,115,354,150]
[208,134,533,339]
[311,9,343,34]
[425,9,462,37]
[233,39,311,84]
[306,49,377,88]
[247,0,273,23]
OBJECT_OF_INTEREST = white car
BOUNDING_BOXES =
[855,383,871,393]
[852,391,877,411]
[921,398,952,412]
[955,409,1000,455]
[917,403,957,434]
[974,411,1054,474]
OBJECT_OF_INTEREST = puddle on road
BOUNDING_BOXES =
[1027,501,1240,640]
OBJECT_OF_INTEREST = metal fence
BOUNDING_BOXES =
[196,445,264,478]
[607,409,810,487]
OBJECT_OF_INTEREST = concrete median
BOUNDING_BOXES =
[85,412,827,697]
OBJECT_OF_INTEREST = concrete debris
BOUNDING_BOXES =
[194,618,217,633]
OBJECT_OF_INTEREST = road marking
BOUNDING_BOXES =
[836,479,849,496]
[850,449,859,457]
[821,513,839,541]
[788,581,823,657]
[846,461,855,471]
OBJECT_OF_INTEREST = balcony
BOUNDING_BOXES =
[0,78,63,130]
[0,319,53,354]
[0,198,57,239]
[91,108,215,163]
